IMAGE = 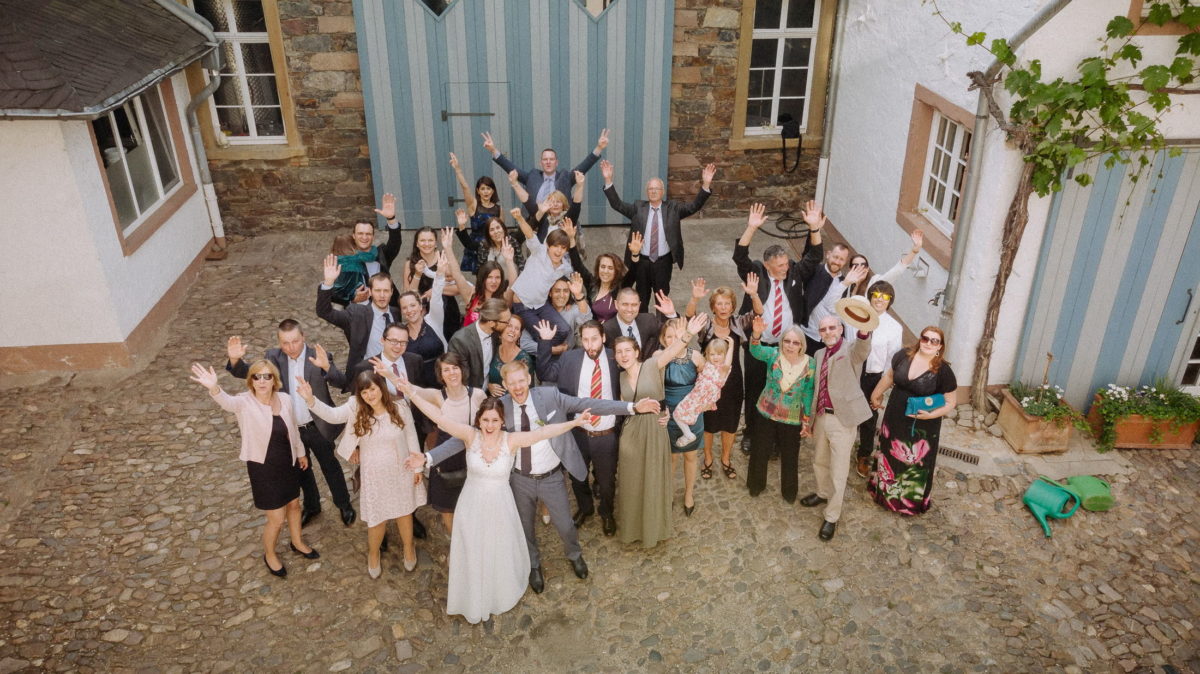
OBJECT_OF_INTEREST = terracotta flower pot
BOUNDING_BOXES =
[997,389,1075,454]
[1086,394,1200,449]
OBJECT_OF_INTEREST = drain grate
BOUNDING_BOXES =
[938,446,980,465]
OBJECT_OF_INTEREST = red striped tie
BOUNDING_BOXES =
[589,358,603,424]
[772,279,783,338]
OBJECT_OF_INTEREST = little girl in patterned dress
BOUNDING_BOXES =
[674,337,734,448]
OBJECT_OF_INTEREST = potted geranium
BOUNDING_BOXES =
[1086,382,1200,451]
[998,382,1089,454]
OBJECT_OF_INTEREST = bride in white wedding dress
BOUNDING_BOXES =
[404,391,590,624]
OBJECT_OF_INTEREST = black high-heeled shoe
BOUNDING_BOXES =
[290,543,320,560]
[264,556,287,578]
[683,502,695,517]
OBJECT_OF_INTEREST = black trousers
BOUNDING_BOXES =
[570,429,618,518]
[298,423,352,512]
[746,415,803,501]
[633,252,676,308]
[856,371,883,459]
[742,344,768,442]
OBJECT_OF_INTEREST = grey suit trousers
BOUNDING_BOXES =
[509,467,581,567]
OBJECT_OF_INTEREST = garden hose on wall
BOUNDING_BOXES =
[759,210,812,240]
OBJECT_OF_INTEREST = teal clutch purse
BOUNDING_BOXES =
[905,394,945,416]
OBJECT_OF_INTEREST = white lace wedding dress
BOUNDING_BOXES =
[445,431,530,624]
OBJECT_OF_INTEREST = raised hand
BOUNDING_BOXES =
[509,207,522,220]
[560,217,577,243]
[743,271,760,297]
[911,229,925,250]
[690,278,707,300]
[654,289,676,317]
[569,272,585,299]
[595,128,610,152]
[628,231,644,256]
[323,254,341,286]
[701,162,716,188]
[308,343,330,372]
[507,169,520,186]
[751,314,765,338]
[373,192,396,220]
[454,209,468,230]
[440,227,456,253]
[747,202,767,230]
[448,152,460,170]
[633,397,661,414]
[685,312,708,335]
[600,159,614,184]
[533,319,558,341]
[294,376,315,406]
[189,363,219,391]
[844,264,868,287]
[501,238,515,261]
[802,200,826,231]
[435,250,448,278]
[226,336,247,363]
[481,131,496,154]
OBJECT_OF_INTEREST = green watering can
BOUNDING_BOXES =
[1065,475,1114,512]
[1022,476,1080,538]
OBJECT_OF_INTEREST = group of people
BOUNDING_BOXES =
[189,130,959,625]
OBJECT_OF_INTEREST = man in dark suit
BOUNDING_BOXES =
[733,202,827,454]
[225,320,355,528]
[534,320,625,537]
[601,159,716,305]
[420,360,660,593]
[482,129,608,206]
[348,323,424,391]
[602,287,677,360]
[446,297,510,388]
[317,255,402,386]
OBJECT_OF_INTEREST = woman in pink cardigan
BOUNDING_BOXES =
[190,360,316,578]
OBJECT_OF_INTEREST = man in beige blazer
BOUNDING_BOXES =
[800,314,874,541]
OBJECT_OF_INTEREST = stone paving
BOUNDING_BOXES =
[0,227,1198,673]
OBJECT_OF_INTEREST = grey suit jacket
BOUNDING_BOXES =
[815,335,873,427]
[226,345,346,441]
[425,386,632,481]
[446,323,493,389]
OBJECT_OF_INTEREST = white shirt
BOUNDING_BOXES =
[511,397,559,474]
[762,276,793,344]
[803,269,844,341]
[615,317,640,345]
[366,304,389,358]
[285,351,313,425]
[865,310,904,374]
[510,237,572,308]
[475,322,493,376]
[378,353,408,395]
[576,354,616,432]
[643,204,669,257]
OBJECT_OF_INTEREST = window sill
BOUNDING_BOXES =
[895,209,953,270]
[728,133,823,152]
[203,142,308,162]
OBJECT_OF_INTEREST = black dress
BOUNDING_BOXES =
[246,415,301,510]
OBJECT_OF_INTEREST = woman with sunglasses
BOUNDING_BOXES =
[867,326,957,515]
[853,280,905,478]
[189,361,315,578]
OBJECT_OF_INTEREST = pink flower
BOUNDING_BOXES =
[912,439,931,464]
[890,438,931,465]
[880,422,890,439]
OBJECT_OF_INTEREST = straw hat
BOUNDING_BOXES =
[835,296,880,332]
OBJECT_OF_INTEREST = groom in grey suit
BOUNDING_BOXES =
[425,360,660,593]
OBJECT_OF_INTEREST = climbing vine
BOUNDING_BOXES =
[926,0,1200,409]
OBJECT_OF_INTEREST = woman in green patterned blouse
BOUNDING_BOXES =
[745,317,816,503]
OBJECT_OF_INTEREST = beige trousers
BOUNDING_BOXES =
[812,412,856,523]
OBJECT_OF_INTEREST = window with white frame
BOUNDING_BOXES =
[193,0,286,143]
[91,86,182,231]
[744,0,820,135]
[919,112,972,235]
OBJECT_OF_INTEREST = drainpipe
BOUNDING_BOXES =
[939,0,1074,330]
[152,0,228,259]
[813,0,851,205]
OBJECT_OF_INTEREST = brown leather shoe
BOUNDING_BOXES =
[856,456,871,479]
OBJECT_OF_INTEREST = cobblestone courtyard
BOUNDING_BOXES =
[1,228,1197,673]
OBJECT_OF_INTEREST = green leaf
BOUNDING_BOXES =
[966,31,986,46]
[1147,2,1175,26]
[1170,55,1195,80]
[1106,15,1136,38]
[1141,64,1171,91]
[1074,172,1094,187]
[991,38,1015,66]
[1080,57,1108,85]
[1179,6,1200,29]
[1178,32,1200,57]
[949,21,963,34]
[1148,90,1172,111]
[1116,43,1144,66]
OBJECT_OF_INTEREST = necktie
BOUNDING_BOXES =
[626,325,634,338]
[589,358,603,424]
[772,279,784,338]
[518,403,532,474]
[648,208,661,262]
[391,362,403,398]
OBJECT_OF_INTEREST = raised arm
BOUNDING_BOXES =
[532,321,563,383]
[650,313,708,370]
[317,255,352,330]
[449,153,476,215]
[442,225,474,296]
[878,229,924,285]
[733,204,766,282]
[294,376,355,424]
[599,160,638,218]
[742,272,765,316]
[684,277,707,318]
[510,207,536,244]
[400,379,476,443]
[569,128,607,177]
[426,254,449,347]
[508,416,589,448]
[507,169,531,207]
[225,336,250,378]
[795,200,826,281]
[678,163,716,218]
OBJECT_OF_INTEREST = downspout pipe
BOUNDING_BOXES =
[939,0,1074,330]
[814,0,851,206]
[152,0,228,258]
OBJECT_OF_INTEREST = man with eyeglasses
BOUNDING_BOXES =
[734,202,827,455]
[351,323,424,394]
[801,315,874,542]
[226,320,356,528]
[447,297,511,388]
